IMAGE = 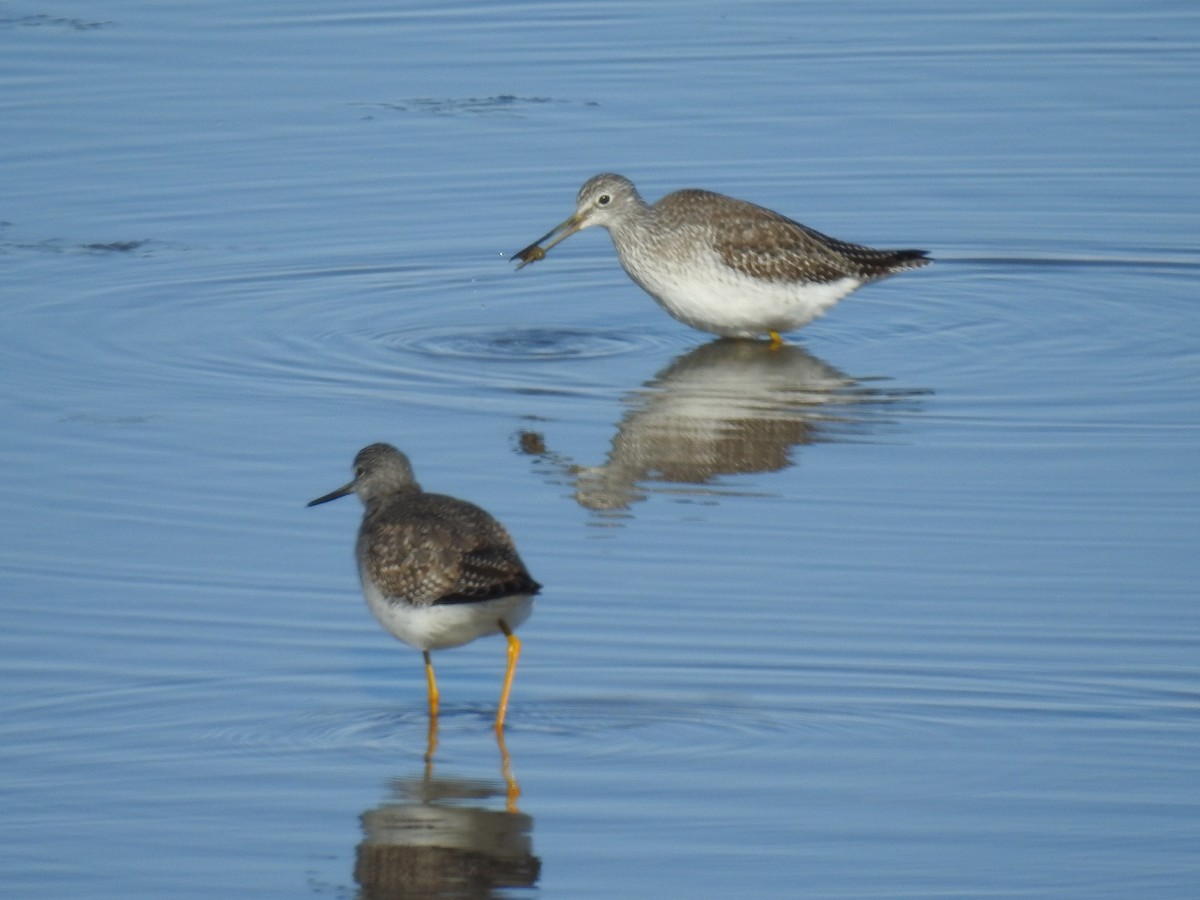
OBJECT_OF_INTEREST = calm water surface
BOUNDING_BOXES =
[2,1,1198,897]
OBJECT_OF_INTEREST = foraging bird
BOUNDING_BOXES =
[308,443,540,736]
[513,173,929,344]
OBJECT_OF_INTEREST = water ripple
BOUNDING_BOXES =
[388,325,669,362]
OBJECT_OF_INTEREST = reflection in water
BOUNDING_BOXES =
[354,749,539,899]
[520,338,927,513]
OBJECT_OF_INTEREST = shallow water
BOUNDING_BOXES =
[2,1,1198,897]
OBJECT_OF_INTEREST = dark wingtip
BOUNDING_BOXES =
[857,248,931,281]
[434,574,542,605]
[870,249,931,275]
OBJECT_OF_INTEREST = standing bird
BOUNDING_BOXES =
[308,443,540,738]
[513,173,929,345]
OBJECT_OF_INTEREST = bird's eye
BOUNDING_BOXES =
[355,467,365,478]
[597,194,611,206]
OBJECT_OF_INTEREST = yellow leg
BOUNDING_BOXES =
[495,727,521,813]
[768,330,783,350]
[495,619,521,734]
[424,710,439,764]
[423,649,440,718]
[423,649,440,761]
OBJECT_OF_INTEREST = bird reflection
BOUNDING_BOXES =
[519,338,927,513]
[354,753,539,899]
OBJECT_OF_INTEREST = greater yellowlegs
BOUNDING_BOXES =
[513,173,930,344]
[308,443,540,736]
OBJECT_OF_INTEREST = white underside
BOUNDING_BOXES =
[613,237,861,337]
[361,573,534,652]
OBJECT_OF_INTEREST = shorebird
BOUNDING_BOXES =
[513,173,929,344]
[308,443,540,738]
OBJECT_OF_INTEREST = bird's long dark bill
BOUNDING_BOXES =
[307,480,355,507]
[512,216,581,269]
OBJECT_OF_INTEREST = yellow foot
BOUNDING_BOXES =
[767,330,783,350]
[424,712,439,764]
[496,728,521,814]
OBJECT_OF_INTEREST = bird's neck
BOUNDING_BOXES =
[364,484,422,514]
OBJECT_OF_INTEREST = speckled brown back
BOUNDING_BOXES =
[657,189,930,284]
[358,491,541,608]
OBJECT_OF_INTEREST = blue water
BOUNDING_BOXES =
[2,1,1198,897]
